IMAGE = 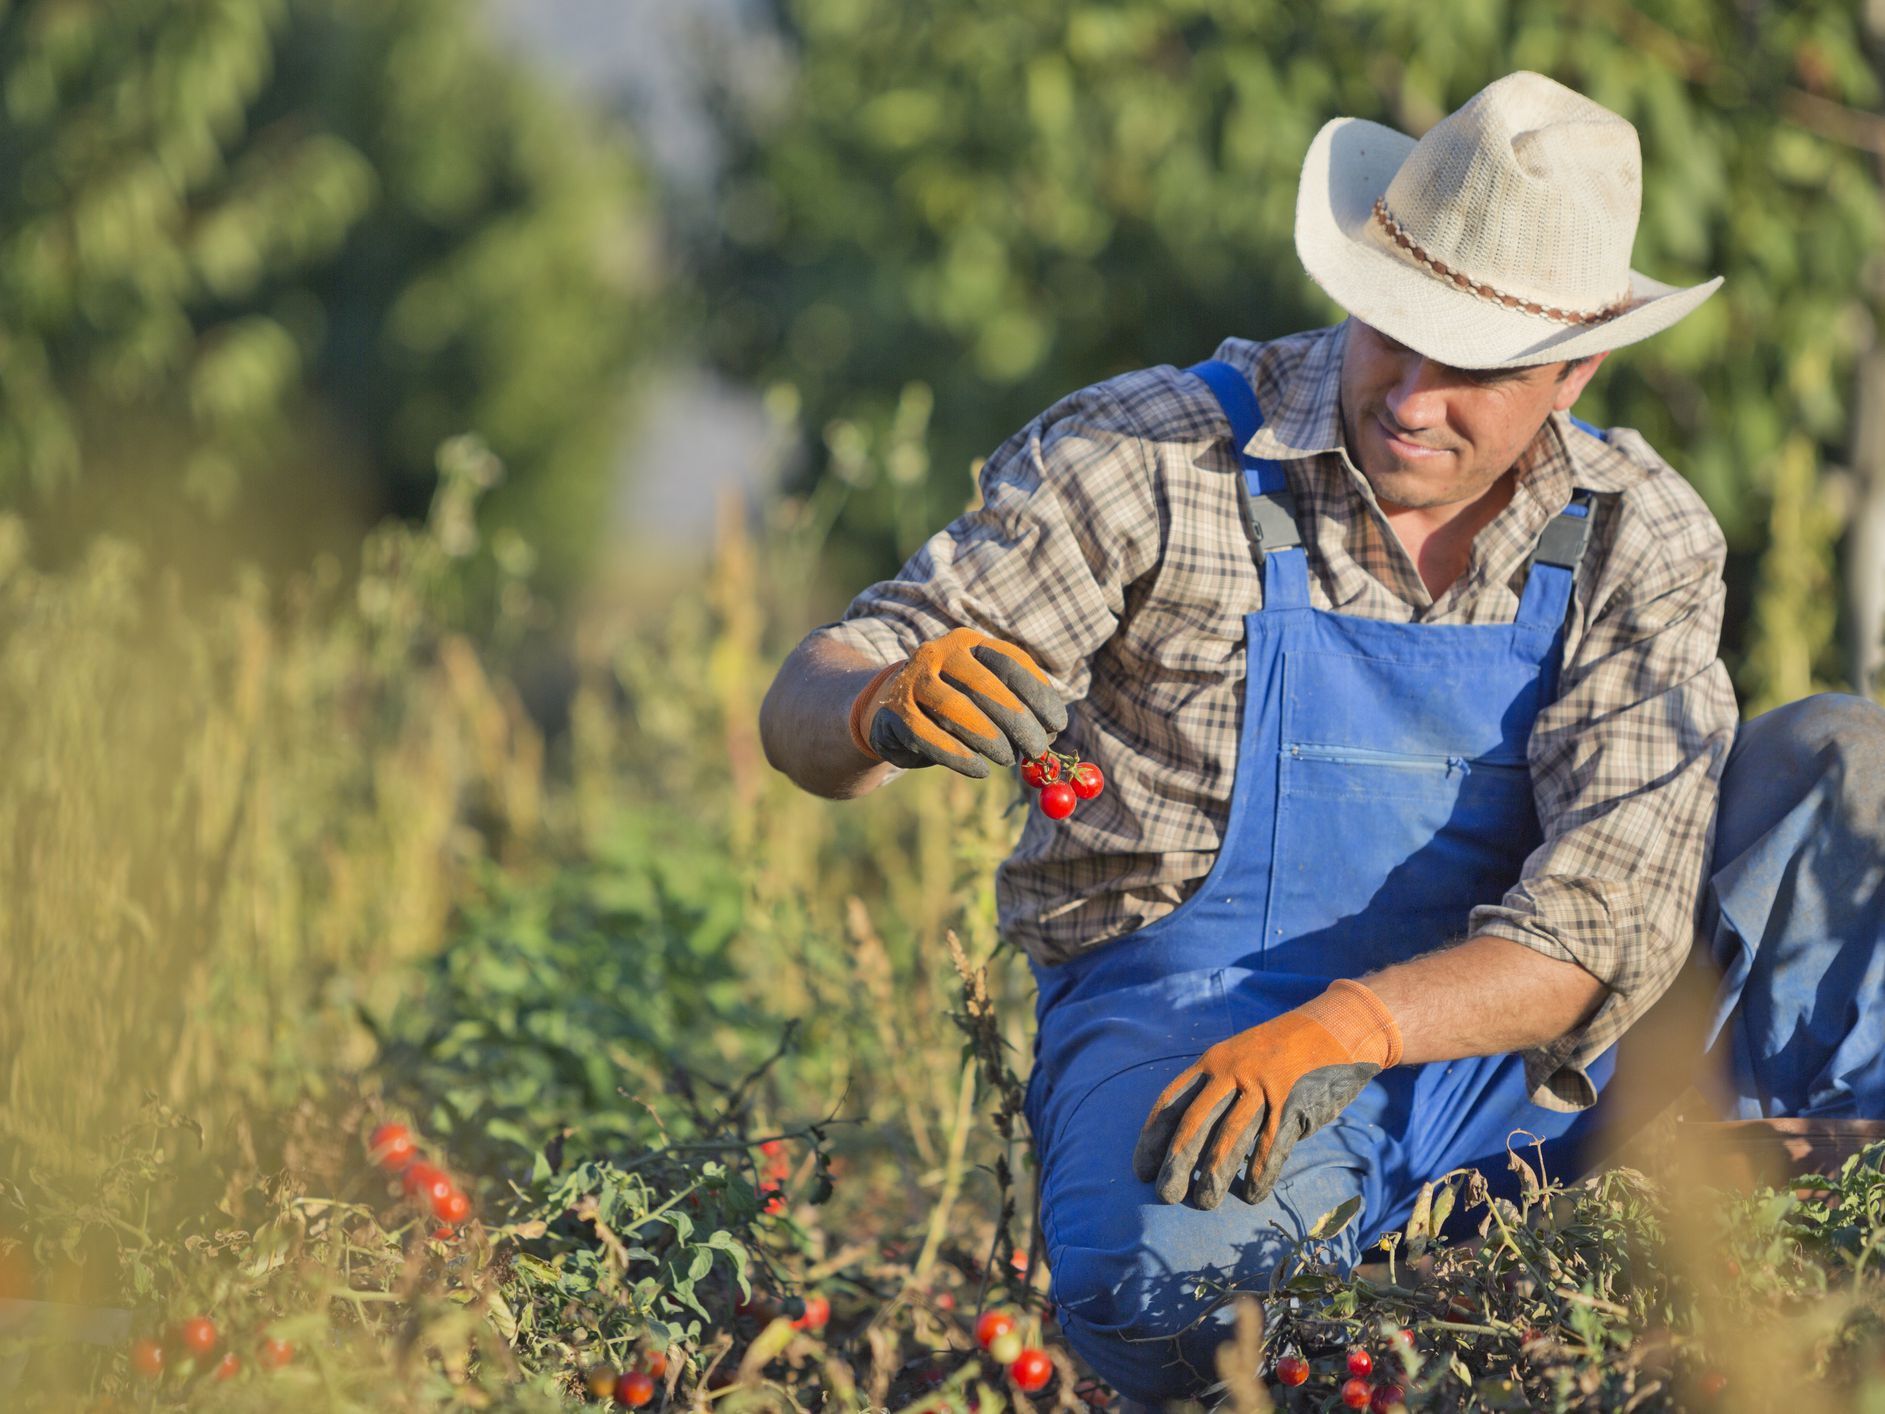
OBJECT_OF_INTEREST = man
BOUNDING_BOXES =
[759,72,1885,1406]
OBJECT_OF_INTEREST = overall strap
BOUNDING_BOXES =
[1187,359,1309,609]
[1516,413,1608,631]
[1514,487,1599,632]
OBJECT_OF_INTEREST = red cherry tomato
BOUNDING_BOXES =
[641,1346,669,1379]
[1371,1383,1407,1413]
[976,1310,1016,1349]
[259,1336,294,1371]
[1699,1371,1728,1398]
[1020,760,1049,789]
[791,1294,830,1331]
[1341,1376,1373,1409]
[179,1316,218,1356]
[616,1369,656,1406]
[1039,782,1077,819]
[1008,1348,1053,1393]
[213,1350,241,1382]
[131,1337,165,1379]
[1069,763,1104,799]
[1275,1353,1309,1386]
[1392,1327,1416,1351]
[432,1187,473,1225]
[402,1161,442,1197]
[1347,1347,1373,1377]
[368,1122,416,1171]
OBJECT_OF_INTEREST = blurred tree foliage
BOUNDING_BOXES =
[696,0,1883,702]
[0,0,660,600]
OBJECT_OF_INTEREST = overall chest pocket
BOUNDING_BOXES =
[1257,646,1548,978]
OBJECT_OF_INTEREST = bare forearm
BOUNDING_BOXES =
[759,635,902,800]
[1360,935,1607,1063]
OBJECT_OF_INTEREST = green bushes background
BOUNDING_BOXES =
[1,1,1882,1406]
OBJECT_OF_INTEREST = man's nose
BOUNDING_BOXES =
[1384,357,1448,430]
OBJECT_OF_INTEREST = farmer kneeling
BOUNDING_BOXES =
[760,71,1885,1407]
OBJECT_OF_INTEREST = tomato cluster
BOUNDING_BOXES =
[1270,1341,1408,1412]
[127,1319,293,1388]
[585,1343,672,1406]
[370,1121,475,1235]
[757,1137,791,1215]
[975,1308,1054,1393]
[1019,752,1105,820]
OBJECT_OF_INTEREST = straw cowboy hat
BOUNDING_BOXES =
[1295,70,1723,369]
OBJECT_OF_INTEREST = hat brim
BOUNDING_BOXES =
[1294,115,1723,369]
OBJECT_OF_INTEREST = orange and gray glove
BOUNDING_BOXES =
[1131,979,1402,1210]
[847,627,1068,779]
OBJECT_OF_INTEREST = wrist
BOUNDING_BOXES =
[846,661,904,760]
[1298,978,1403,1069]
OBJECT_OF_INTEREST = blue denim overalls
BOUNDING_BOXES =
[1021,359,1619,1402]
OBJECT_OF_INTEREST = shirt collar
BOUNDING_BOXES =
[1244,320,1349,461]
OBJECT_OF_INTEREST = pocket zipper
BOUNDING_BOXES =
[1284,742,1528,777]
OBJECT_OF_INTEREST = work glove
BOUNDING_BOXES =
[847,627,1068,779]
[1131,978,1402,1210]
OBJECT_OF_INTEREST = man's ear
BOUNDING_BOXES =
[1552,351,1610,411]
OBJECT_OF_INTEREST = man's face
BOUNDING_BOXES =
[1338,319,1608,512]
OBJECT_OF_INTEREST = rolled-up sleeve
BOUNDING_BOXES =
[806,381,1161,703]
[1468,466,1740,1111]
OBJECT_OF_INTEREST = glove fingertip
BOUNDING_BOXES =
[1156,1167,1192,1206]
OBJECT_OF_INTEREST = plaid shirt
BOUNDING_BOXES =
[809,319,1739,1110]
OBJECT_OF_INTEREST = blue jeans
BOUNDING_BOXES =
[1024,693,1885,1405]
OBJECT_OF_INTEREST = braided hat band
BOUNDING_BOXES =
[1370,198,1631,328]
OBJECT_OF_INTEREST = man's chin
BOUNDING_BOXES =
[1358,463,1459,512]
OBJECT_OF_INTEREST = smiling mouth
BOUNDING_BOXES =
[1376,417,1449,458]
